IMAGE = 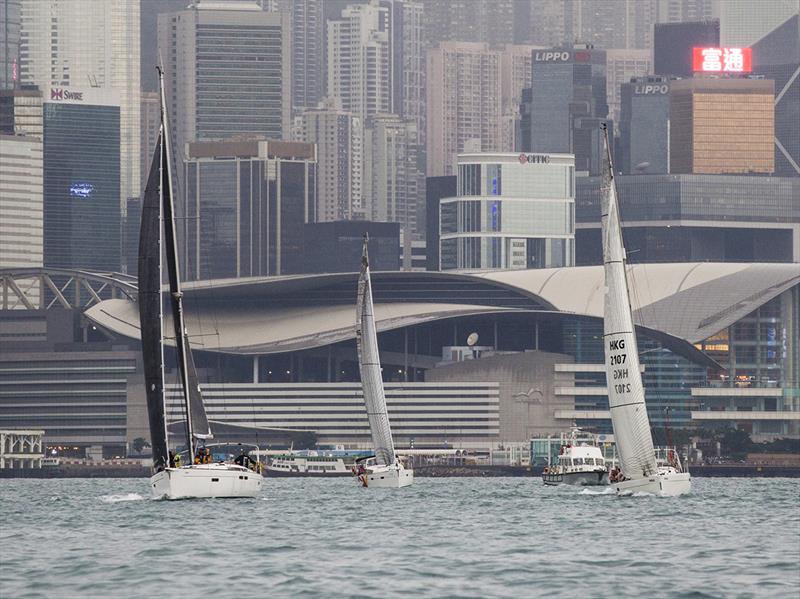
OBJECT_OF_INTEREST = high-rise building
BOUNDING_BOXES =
[439,152,575,271]
[752,14,800,177]
[669,78,775,174]
[139,92,160,194]
[516,0,566,47]
[43,86,120,272]
[425,175,456,271]
[184,139,316,280]
[421,0,514,48]
[519,45,608,175]
[656,0,718,23]
[654,20,720,78]
[364,114,420,236]
[619,76,672,174]
[401,1,425,147]
[327,1,392,123]
[426,42,503,177]
[158,2,291,159]
[720,0,799,47]
[0,134,43,307]
[298,100,362,222]
[605,49,651,125]
[19,0,139,215]
[302,220,400,273]
[1,0,21,89]
[575,174,800,264]
[565,0,657,50]
[0,87,42,137]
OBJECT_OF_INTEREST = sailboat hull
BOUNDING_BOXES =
[151,464,263,499]
[615,469,691,497]
[359,464,414,489]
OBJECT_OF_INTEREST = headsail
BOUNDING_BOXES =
[137,132,169,472]
[356,236,396,467]
[600,125,658,480]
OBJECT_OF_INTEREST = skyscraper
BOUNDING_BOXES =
[158,2,291,158]
[327,1,392,123]
[364,114,420,236]
[720,0,799,47]
[605,49,651,126]
[519,45,608,175]
[669,78,775,174]
[654,20,720,78]
[1,0,21,89]
[43,86,120,272]
[184,139,316,279]
[565,0,657,50]
[619,76,672,174]
[19,0,139,207]
[421,0,514,48]
[656,0,718,23]
[0,87,41,138]
[426,42,503,177]
[752,14,800,177]
[298,100,363,222]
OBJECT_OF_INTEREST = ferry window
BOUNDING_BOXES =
[573,458,583,465]
[596,459,604,466]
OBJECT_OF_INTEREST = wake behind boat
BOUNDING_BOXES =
[139,67,262,500]
[353,235,413,489]
[599,124,690,497]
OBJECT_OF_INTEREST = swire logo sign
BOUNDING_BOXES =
[692,47,752,73]
[50,88,84,101]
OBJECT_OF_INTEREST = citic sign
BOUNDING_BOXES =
[50,88,84,101]
[692,47,752,73]
[519,153,550,164]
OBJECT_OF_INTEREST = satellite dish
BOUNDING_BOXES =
[466,332,479,347]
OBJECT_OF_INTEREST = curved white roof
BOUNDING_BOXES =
[85,262,799,357]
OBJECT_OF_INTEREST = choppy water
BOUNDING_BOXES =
[1,477,799,598]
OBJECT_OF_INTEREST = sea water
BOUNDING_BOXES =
[1,477,798,598]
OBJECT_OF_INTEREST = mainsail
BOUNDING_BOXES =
[600,125,658,480]
[138,132,169,472]
[356,237,396,467]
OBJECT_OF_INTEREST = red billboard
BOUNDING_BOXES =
[692,47,752,73]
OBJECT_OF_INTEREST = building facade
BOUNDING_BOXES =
[654,19,720,78]
[0,135,42,307]
[158,3,291,160]
[302,220,400,274]
[719,0,799,47]
[439,153,575,271]
[43,87,120,272]
[519,45,608,175]
[619,76,672,175]
[669,78,775,175]
[297,100,362,222]
[184,139,316,280]
[575,174,800,264]
[0,87,41,137]
[426,42,503,177]
[605,49,652,126]
[19,0,139,215]
[1,0,21,89]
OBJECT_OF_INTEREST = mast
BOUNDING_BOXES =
[157,67,202,460]
[600,124,658,480]
[356,234,397,466]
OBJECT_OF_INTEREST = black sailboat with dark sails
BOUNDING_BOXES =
[142,67,262,499]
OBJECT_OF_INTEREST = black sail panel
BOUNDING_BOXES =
[137,134,169,472]
[185,343,212,439]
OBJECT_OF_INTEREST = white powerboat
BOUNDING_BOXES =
[599,125,690,497]
[139,67,261,500]
[542,432,609,486]
[353,235,414,489]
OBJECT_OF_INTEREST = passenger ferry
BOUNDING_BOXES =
[541,430,610,486]
[265,452,352,477]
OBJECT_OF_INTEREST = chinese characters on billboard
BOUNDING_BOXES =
[692,47,752,73]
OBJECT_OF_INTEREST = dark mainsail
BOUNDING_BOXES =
[137,133,169,471]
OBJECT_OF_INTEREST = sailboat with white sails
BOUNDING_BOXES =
[353,235,413,488]
[600,124,690,497]
[141,67,262,500]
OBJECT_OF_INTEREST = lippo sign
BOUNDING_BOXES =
[692,47,752,73]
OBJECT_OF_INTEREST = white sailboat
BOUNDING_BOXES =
[141,67,262,499]
[353,235,413,489]
[600,125,691,497]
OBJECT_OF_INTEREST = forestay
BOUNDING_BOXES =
[356,237,396,467]
[601,127,658,480]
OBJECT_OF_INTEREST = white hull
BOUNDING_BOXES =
[358,463,414,488]
[543,470,609,486]
[614,468,691,497]
[151,463,263,499]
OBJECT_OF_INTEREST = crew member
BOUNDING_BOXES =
[174,453,182,468]
[203,448,213,464]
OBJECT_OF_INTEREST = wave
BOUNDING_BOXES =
[578,487,615,495]
[100,493,145,503]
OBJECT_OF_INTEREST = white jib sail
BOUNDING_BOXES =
[356,237,396,467]
[601,127,658,480]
